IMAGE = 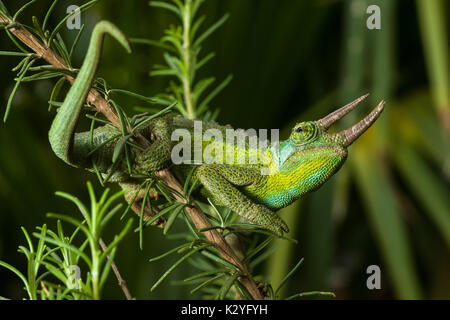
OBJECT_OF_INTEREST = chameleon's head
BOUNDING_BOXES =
[279,94,385,194]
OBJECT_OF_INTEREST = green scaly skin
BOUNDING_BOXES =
[49,21,385,235]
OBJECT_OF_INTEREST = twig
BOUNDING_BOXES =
[40,281,50,298]
[0,15,264,300]
[99,239,133,300]
[0,14,120,128]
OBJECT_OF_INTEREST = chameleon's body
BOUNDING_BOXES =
[49,22,385,235]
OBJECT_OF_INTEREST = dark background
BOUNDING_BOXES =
[0,0,449,299]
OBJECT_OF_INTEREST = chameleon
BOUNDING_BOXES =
[49,21,385,235]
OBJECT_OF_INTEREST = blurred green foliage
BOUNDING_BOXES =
[0,0,448,299]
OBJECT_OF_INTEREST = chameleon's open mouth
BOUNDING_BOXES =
[319,94,385,147]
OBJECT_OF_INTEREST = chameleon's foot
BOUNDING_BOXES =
[249,204,289,236]
[121,182,166,227]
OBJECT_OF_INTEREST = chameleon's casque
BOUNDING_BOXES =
[49,21,385,235]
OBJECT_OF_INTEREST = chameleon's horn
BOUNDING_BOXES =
[339,100,385,146]
[319,93,370,129]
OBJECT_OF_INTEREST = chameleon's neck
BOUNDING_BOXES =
[247,141,345,210]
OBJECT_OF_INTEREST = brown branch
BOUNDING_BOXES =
[1,15,264,300]
[0,15,120,128]
[99,239,133,300]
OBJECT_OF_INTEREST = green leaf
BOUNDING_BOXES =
[32,16,45,42]
[54,192,91,228]
[193,77,215,102]
[285,291,336,300]
[417,0,450,115]
[17,71,62,82]
[163,204,185,235]
[0,0,11,17]
[195,52,215,70]
[0,51,30,56]
[112,134,132,163]
[69,24,85,59]
[197,74,233,115]
[139,182,153,250]
[146,203,183,227]
[190,14,206,40]
[3,57,36,122]
[394,143,450,248]
[99,218,133,266]
[149,242,192,262]
[48,77,66,111]
[132,101,177,132]
[0,261,30,297]
[130,38,177,53]
[218,272,240,300]
[110,89,157,105]
[42,0,60,32]
[193,13,229,48]
[150,68,178,77]
[48,0,99,45]
[99,247,117,291]
[150,244,210,291]
[352,145,422,299]
[183,269,228,283]
[13,0,38,21]
[53,34,71,67]
[190,273,224,294]
[32,232,92,269]
[150,1,182,20]
[274,257,304,298]
[244,237,274,263]
[200,250,236,269]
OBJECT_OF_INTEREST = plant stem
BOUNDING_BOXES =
[91,252,100,300]
[99,239,132,300]
[182,0,195,119]
[0,13,120,129]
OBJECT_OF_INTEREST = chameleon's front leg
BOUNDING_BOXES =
[196,165,289,235]
[133,115,173,174]
[120,181,167,227]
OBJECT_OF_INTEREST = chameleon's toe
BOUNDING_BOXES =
[279,219,290,234]
[250,204,289,236]
[269,218,289,236]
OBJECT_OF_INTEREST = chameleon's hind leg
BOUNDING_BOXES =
[133,116,173,174]
[120,181,166,227]
[196,165,289,235]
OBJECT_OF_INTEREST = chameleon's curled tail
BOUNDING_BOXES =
[48,21,131,166]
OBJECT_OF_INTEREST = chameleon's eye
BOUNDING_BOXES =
[290,122,319,145]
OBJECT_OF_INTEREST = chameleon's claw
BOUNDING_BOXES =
[251,204,289,236]
[262,221,289,236]
[273,218,289,236]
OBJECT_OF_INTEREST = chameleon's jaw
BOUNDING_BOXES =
[319,94,385,147]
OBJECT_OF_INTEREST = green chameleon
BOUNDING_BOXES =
[49,21,384,235]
